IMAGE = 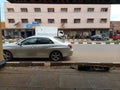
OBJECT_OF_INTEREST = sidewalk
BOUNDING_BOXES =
[0,66,120,90]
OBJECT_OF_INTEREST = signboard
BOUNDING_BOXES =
[32,21,40,26]
[22,21,40,28]
[23,24,33,28]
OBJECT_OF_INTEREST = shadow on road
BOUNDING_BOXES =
[8,57,71,62]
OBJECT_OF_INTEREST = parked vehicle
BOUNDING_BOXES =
[112,34,120,40]
[35,26,64,37]
[3,36,73,61]
[91,34,109,41]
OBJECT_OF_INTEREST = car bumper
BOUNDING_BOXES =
[63,49,73,57]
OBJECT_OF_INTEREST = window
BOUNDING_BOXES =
[8,19,15,23]
[34,8,41,12]
[87,8,94,12]
[61,19,67,23]
[48,19,54,23]
[37,37,54,44]
[61,8,67,12]
[48,8,54,12]
[101,8,108,12]
[74,8,81,12]
[21,8,28,12]
[100,18,107,23]
[35,19,41,23]
[21,38,37,45]
[74,19,81,23]
[7,8,14,12]
[21,19,28,23]
[87,19,94,23]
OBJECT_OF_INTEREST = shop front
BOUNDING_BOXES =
[62,28,110,39]
[2,28,35,39]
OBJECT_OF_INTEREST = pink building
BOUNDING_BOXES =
[4,2,111,38]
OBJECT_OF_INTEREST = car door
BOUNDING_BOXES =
[32,37,55,58]
[15,37,38,58]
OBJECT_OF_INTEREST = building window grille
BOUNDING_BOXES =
[48,8,54,12]
[87,19,94,23]
[8,19,15,23]
[7,8,14,12]
[21,19,28,23]
[34,8,41,12]
[35,19,41,23]
[100,18,107,23]
[61,19,67,23]
[61,8,68,12]
[101,8,108,12]
[74,19,81,23]
[48,19,54,23]
[74,8,81,12]
[21,8,28,12]
[87,8,94,12]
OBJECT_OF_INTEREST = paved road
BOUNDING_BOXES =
[0,66,120,90]
[68,44,120,63]
[1,44,120,90]
[8,44,120,66]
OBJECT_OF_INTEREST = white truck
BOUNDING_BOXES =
[35,26,64,37]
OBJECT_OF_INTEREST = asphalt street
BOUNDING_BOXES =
[0,66,120,90]
[69,44,120,63]
[0,44,120,90]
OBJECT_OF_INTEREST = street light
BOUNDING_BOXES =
[0,2,6,67]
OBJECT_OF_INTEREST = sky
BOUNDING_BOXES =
[111,5,120,21]
[0,0,120,21]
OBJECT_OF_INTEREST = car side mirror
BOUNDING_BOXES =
[18,42,22,46]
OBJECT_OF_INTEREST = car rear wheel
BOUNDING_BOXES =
[3,50,13,61]
[50,51,63,61]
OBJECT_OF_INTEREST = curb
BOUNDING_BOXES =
[72,42,120,45]
[6,61,44,67]
[5,61,120,68]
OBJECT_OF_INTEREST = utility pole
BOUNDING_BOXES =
[0,2,6,67]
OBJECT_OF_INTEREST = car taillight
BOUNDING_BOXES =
[68,44,72,49]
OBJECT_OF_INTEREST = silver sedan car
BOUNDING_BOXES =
[3,36,73,61]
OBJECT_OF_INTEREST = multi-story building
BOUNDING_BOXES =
[4,2,111,38]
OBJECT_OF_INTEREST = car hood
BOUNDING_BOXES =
[3,42,18,47]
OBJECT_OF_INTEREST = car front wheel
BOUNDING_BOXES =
[50,51,63,61]
[3,50,13,61]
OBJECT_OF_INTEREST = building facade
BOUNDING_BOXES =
[110,21,120,33]
[4,2,111,38]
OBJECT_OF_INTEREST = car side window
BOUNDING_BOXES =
[21,38,37,45]
[37,37,54,44]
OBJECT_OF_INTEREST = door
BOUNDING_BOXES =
[15,37,38,58]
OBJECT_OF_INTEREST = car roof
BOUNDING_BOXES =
[27,35,54,39]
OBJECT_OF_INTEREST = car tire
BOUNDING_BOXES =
[50,51,63,61]
[3,50,13,61]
